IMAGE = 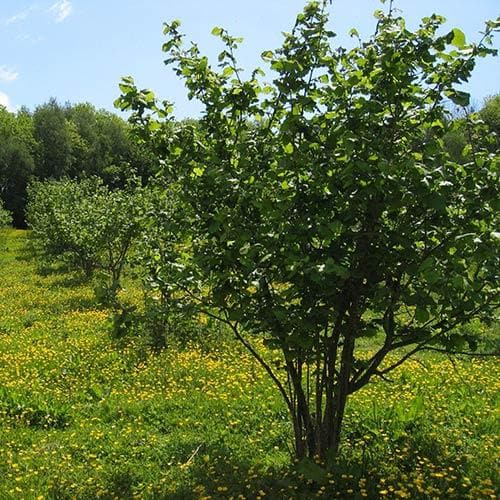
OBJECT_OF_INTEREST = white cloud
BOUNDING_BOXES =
[0,66,19,83]
[4,5,37,26]
[0,92,15,112]
[49,0,72,23]
[5,11,29,25]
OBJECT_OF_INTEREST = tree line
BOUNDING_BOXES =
[0,99,155,227]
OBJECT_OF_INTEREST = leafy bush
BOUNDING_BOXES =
[0,200,12,250]
[27,178,101,273]
[26,177,149,302]
[0,200,12,228]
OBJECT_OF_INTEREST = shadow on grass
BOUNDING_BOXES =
[14,238,42,263]
[15,240,92,287]
[168,441,475,499]
[60,295,102,312]
[96,441,389,499]
[46,272,93,289]
[175,451,294,499]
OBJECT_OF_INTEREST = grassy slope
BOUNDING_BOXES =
[0,229,498,499]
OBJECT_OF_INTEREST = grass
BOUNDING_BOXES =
[0,228,498,499]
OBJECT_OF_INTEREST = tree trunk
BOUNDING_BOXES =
[287,328,356,461]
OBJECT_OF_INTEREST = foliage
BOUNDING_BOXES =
[0,106,36,227]
[33,99,74,179]
[117,1,500,459]
[0,199,12,228]
[32,99,141,183]
[26,178,99,273]
[63,102,155,186]
[480,93,500,133]
[26,177,149,302]
[443,125,468,163]
[443,92,500,163]
[0,99,157,227]
[0,229,498,498]
[479,93,500,151]
[0,198,12,251]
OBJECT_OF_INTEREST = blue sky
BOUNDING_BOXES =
[1,0,499,118]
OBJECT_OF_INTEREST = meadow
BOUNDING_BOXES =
[0,228,498,499]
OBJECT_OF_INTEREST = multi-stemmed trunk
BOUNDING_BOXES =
[229,282,368,462]
[283,328,356,460]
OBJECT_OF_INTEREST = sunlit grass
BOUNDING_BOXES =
[0,229,498,498]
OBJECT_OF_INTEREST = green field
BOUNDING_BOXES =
[0,229,498,499]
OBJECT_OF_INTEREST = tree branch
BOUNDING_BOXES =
[421,346,499,357]
[224,314,293,414]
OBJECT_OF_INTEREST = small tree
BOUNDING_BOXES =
[27,178,103,274]
[117,2,499,460]
[27,178,148,302]
[0,200,12,228]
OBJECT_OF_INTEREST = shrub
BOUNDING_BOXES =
[0,200,12,228]
[26,177,149,302]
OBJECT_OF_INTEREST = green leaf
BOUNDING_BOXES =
[461,144,473,157]
[452,276,465,289]
[423,269,440,285]
[239,242,251,255]
[455,233,475,241]
[430,119,444,129]
[283,143,294,154]
[426,193,446,212]
[162,40,175,52]
[446,334,467,351]
[227,309,243,321]
[450,28,466,48]
[148,121,160,132]
[328,220,342,236]
[261,50,274,61]
[325,259,349,279]
[415,307,429,323]
[447,90,470,107]
[270,60,284,71]
[211,26,223,36]
[218,50,229,62]
[485,18,500,31]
